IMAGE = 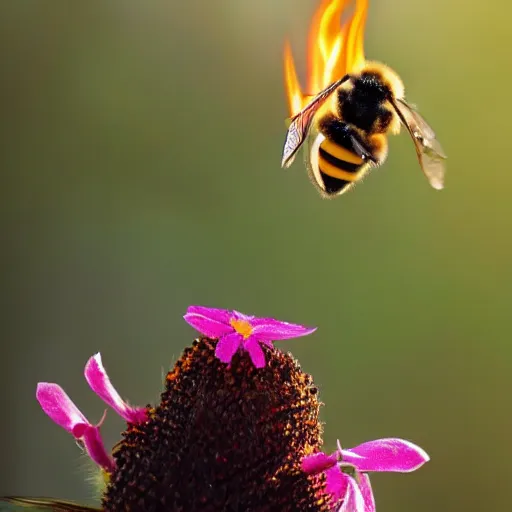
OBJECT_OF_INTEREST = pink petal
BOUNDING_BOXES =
[76,424,115,473]
[325,466,348,502]
[359,474,376,512]
[36,383,88,433]
[243,337,266,368]
[339,476,365,512]
[215,332,242,364]
[301,452,338,474]
[251,320,316,341]
[248,316,279,326]
[84,353,147,424]
[186,305,233,324]
[341,438,430,473]
[231,310,254,322]
[36,383,115,473]
[184,306,234,338]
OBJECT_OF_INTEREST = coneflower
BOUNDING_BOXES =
[1,306,428,512]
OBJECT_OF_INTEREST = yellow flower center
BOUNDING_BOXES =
[230,318,253,339]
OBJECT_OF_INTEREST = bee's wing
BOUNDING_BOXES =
[281,75,351,168]
[392,98,447,190]
[0,497,99,511]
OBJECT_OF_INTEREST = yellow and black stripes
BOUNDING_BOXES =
[313,124,368,195]
[318,141,363,193]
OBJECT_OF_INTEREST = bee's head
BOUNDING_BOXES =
[340,62,404,134]
[359,61,405,101]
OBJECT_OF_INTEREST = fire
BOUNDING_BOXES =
[284,0,368,116]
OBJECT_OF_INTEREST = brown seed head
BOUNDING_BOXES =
[103,338,334,511]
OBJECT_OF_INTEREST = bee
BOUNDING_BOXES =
[281,61,447,197]
[0,497,98,511]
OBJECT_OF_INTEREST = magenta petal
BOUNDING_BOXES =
[359,474,376,512]
[243,337,266,368]
[342,438,430,473]
[215,333,242,364]
[186,305,233,325]
[251,320,316,341]
[36,383,115,473]
[231,310,254,322]
[184,308,234,338]
[248,316,279,326]
[80,424,115,473]
[36,383,88,433]
[325,466,348,502]
[84,353,147,424]
[339,476,365,512]
[301,452,338,474]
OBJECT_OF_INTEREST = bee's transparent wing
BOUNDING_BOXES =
[281,75,350,168]
[392,98,447,190]
[0,498,99,512]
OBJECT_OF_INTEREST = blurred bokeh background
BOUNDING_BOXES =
[1,0,510,510]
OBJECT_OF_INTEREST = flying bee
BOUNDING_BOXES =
[281,61,447,197]
[0,497,98,511]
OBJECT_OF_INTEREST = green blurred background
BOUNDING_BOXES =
[1,0,510,510]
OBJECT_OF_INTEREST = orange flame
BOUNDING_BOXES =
[284,0,368,116]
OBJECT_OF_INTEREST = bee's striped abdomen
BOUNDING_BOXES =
[316,138,366,196]
[312,115,372,196]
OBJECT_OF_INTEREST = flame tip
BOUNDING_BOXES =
[284,0,369,116]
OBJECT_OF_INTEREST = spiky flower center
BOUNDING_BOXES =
[102,338,334,511]
[230,318,253,339]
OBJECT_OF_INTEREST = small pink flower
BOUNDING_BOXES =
[183,305,316,368]
[302,438,429,512]
[36,353,147,473]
